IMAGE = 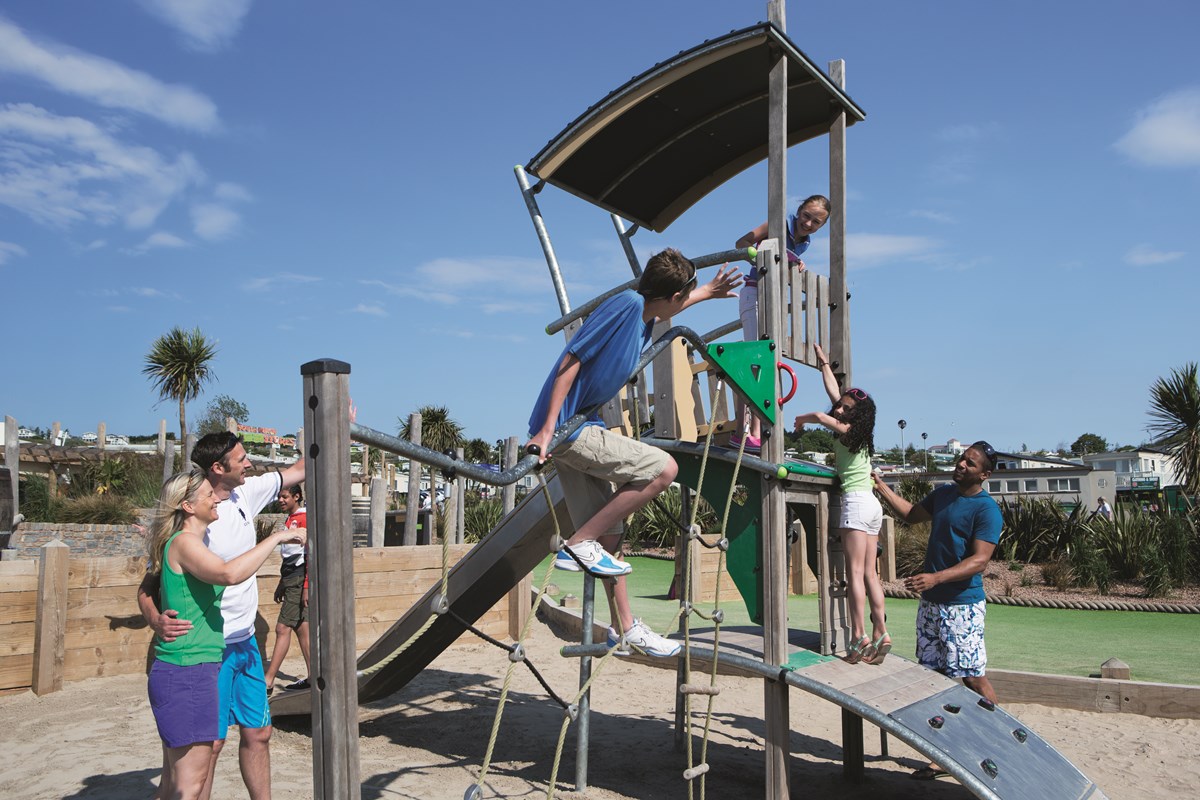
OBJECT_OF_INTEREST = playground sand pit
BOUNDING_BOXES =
[1,631,1197,799]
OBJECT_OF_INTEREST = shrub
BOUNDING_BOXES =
[54,494,137,525]
[464,497,504,543]
[1041,557,1074,591]
[18,475,58,522]
[998,496,1084,563]
[894,521,930,578]
[897,477,932,505]
[626,486,718,550]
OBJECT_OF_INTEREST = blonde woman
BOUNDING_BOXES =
[145,469,304,800]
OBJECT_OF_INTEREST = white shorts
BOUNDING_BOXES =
[738,283,759,341]
[835,490,883,535]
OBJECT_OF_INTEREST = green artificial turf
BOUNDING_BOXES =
[541,556,1200,686]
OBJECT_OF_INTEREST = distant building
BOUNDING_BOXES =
[1080,447,1181,491]
[81,432,98,443]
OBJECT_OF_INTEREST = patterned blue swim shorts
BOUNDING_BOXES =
[915,599,988,678]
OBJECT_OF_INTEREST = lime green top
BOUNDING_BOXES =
[154,532,226,665]
[833,440,872,492]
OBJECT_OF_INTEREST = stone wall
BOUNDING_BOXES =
[3,513,288,561]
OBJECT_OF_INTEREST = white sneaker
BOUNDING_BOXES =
[606,626,631,655]
[623,619,681,658]
[554,540,632,577]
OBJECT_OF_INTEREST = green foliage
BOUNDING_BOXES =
[625,486,718,550]
[793,426,836,453]
[198,394,250,436]
[997,496,1086,563]
[1070,433,1109,456]
[18,475,56,522]
[897,477,932,505]
[53,493,137,524]
[464,497,504,543]
[893,521,930,578]
[143,326,218,445]
[1147,362,1200,493]
[1041,557,1074,591]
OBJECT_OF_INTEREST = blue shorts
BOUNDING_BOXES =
[217,638,271,736]
[148,659,221,748]
[915,599,988,678]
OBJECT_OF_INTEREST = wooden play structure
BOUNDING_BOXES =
[281,4,1109,799]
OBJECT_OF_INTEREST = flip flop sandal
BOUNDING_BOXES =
[911,767,949,781]
[865,634,892,665]
[845,635,871,664]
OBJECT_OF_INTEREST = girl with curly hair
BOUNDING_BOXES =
[794,344,890,665]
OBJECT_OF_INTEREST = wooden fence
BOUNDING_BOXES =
[0,543,510,695]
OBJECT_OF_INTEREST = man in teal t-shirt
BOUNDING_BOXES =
[872,441,1002,779]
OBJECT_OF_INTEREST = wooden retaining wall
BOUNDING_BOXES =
[0,543,509,694]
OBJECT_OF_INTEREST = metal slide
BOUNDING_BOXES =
[270,474,570,717]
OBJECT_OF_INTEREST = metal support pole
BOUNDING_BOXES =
[575,572,596,792]
[301,358,360,800]
[515,164,572,316]
[610,213,643,277]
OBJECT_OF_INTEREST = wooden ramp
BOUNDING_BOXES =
[540,603,1109,800]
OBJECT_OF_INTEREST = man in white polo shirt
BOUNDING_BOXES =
[140,431,304,799]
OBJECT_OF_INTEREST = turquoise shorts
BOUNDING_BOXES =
[217,638,271,735]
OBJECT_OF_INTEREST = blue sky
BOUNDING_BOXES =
[1,1,1197,455]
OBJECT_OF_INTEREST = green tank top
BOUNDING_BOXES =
[834,439,872,492]
[154,532,226,665]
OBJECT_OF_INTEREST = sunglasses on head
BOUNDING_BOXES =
[971,440,997,467]
[678,259,698,295]
[846,388,869,401]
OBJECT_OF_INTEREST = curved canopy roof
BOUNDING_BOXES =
[525,23,866,232]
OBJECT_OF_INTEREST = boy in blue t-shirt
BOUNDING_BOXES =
[872,441,1003,780]
[526,248,740,657]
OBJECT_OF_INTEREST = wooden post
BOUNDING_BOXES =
[33,540,69,695]
[51,421,61,446]
[878,516,897,582]
[790,518,817,595]
[369,477,386,548]
[97,421,106,451]
[403,414,422,546]
[1101,658,1131,680]
[225,416,237,434]
[301,358,360,800]
[157,419,167,456]
[184,434,197,469]
[4,416,17,518]
[504,436,530,641]
[827,59,851,386]
[454,446,466,544]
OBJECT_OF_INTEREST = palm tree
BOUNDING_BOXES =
[1148,362,1200,493]
[143,327,218,454]
[398,406,464,534]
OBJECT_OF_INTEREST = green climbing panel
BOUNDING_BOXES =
[705,340,779,427]
[673,452,766,624]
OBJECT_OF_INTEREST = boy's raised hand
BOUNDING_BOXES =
[700,263,743,299]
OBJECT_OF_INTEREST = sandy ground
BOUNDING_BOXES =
[1,627,1196,800]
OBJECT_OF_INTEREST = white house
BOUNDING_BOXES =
[1081,447,1181,491]
[81,432,98,443]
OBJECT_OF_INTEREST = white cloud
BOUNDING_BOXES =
[0,103,204,229]
[1115,88,1200,167]
[352,303,387,317]
[214,182,253,202]
[413,256,551,293]
[0,16,219,132]
[908,209,956,224]
[84,239,107,251]
[126,231,189,254]
[191,202,240,240]
[846,233,940,270]
[241,272,321,292]
[1125,243,1185,267]
[0,240,27,265]
[136,0,253,52]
